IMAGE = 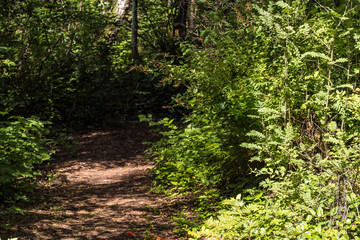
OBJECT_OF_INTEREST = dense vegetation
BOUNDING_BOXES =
[0,0,177,205]
[2,0,360,239]
[147,0,360,238]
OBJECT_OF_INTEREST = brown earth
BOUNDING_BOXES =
[0,123,195,240]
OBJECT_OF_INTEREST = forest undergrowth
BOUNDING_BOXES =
[2,0,360,239]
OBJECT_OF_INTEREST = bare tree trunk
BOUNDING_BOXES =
[114,0,130,17]
[131,0,140,62]
[189,0,196,33]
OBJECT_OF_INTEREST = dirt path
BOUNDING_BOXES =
[0,123,192,240]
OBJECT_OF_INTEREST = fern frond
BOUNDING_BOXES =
[301,52,331,61]
[246,130,266,139]
[241,142,263,150]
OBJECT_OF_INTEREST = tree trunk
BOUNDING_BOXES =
[174,0,189,40]
[189,0,196,33]
[114,0,130,17]
[131,0,140,62]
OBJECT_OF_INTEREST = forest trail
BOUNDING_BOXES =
[1,123,191,240]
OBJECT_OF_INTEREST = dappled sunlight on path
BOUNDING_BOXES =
[0,123,191,240]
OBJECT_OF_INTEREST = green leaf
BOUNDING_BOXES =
[301,52,331,62]
[316,207,323,217]
[328,121,337,131]
[254,192,263,201]
[3,59,16,67]
[138,114,152,122]
[334,58,348,64]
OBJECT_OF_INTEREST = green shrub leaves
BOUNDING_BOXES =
[0,117,53,202]
[148,0,360,238]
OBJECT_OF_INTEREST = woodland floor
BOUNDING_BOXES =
[0,123,195,240]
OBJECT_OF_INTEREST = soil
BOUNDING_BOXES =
[0,123,194,240]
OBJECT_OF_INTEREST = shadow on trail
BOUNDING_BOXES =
[53,123,161,173]
[0,123,191,240]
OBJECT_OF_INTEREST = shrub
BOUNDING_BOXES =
[149,0,360,238]
[0,116,52,202]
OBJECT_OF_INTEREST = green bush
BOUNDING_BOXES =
[191,192,360,239]
[148,0,360,238]
[0,116,52,202]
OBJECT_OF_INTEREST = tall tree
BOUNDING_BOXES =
[174,0,189,40]
[131,0,140,62]
[189,0,196,33]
